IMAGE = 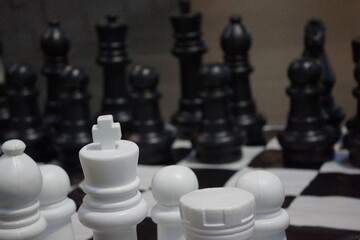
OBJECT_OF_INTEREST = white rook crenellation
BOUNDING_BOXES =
[39,164,76,240]
[78,115,147,240]
[180,188,255,240]
[0,139,47,240]
[151,165,199,240]
[236,170,290,240]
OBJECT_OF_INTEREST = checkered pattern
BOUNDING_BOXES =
[68,129,360,240]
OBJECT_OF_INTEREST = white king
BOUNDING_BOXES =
[78,115,147,240]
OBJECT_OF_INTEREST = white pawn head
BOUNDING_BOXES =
[39,165,71,206]
[0,139,43,209]
[236,170,285,214]
[151,165,199,207]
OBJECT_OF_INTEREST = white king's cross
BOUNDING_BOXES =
[92,115,121,150]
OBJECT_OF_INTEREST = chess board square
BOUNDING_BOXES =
[301,173,360,198]
[192,168,237,189]
[320,151,360,174]
[287,196,360,231]
[286,226,360,240]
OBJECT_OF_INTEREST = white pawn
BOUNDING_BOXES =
[39,165,76,240]
[0,139,47,240]
[180,188,255,240]
[78,115,147,240]
[236,170,290,240]
[151,165,199,240]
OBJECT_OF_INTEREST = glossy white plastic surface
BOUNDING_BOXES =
[78,115,147,240]
[39,164,76,240]
[151,165,199,240]
[0,139,47,240]
[180,187,255,240]
[236,170,290,240]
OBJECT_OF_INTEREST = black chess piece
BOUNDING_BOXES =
[4,63,53,162]
[302,19,344,131]
[221,15,266,146]
[54,66,92,173]
[278,58,339,167]
[0,40,9,138]
[96,14,132,136]
[193,63,243,163]
[170,0,208,139]
[127,65,175,165]
[41,20,70,131]
[343,38,360,168]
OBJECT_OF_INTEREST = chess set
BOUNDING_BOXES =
[0,0,360,240]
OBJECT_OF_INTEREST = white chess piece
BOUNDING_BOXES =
[151,165,199,240]
[78,115,147,240]
[236,170,290,240]
[39,164,76,240]
[0,139,47,240]
[180,188,255,240]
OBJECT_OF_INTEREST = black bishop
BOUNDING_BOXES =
[344,38,360,168]
[170,0,208,139]
[96,14,132,136]
[54,66,92,175]
[193,64,243,163]
[128,65,175,165]
[41,20,70,131]
[4,63,53,162]
[302,19,344,131]
[278,58,339,167]
[221,15,266,145]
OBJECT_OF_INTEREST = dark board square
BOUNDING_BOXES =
[283,196,296,209]
[192,168,237,189]
[301,173,360,198]
[250,149,324,169]
[286,226,360,240]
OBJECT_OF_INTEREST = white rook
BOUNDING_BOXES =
[180,188,255,240]
[78,115,147,240]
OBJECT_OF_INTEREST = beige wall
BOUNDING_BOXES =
[0,0,359,125]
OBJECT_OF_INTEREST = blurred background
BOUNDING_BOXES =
[0,0,359,124]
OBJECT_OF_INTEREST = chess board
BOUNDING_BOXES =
[67,126,360,240]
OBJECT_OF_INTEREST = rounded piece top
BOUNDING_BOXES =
[221,15,251,55]
[151,165,198,206]
[130,65,159,90]
[288,58,322,85]
[41,19,70,56]
[200,63,230,89]
[39,165,71,205]
[0,139,42,209]
[236,170,285,214]
[6,63,37,88]
[180,187,255,230]
[2,139,26,156]
[59,65,89,92]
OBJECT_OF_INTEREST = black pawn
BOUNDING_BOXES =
[54,66,92,173]
[278,58,339,166]
[128,65,175,165]
[4,63,53,162]
[193,64,243,163]
[96,14,132,136]
[0,40,9,137]
[343,38,360,168]
[41,20,70,130]
[303,19,344,130]
[221,15,266,145]
[170,0,208,139]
